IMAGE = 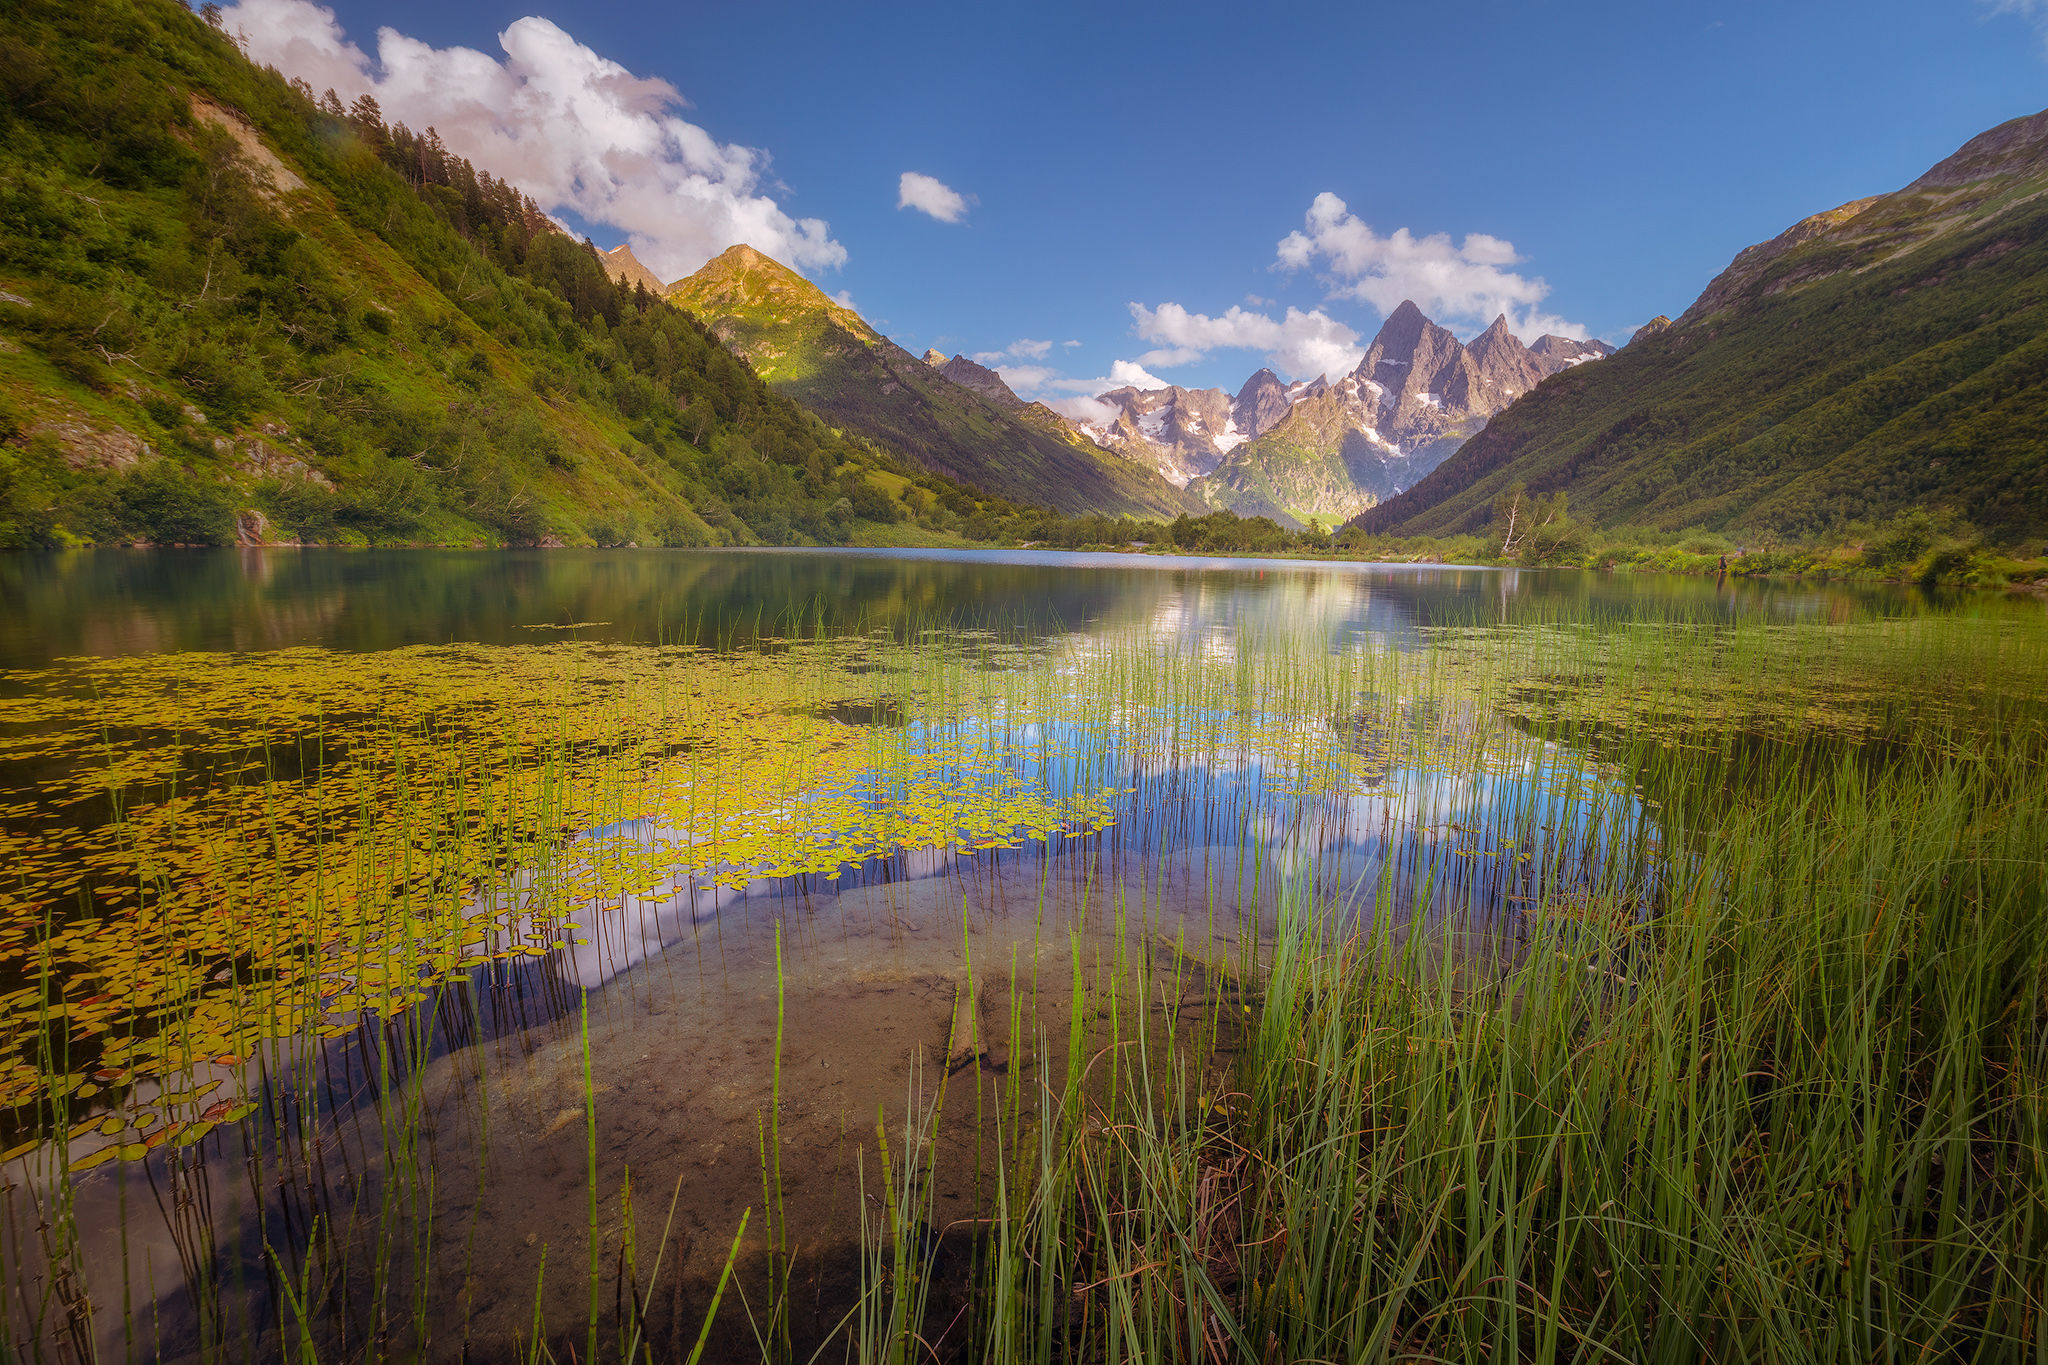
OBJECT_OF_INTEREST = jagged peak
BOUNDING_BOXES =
[921,348,946,366]
[1358,300,1457,372]
[1234,368,1284,399]
[935,354,1025,409]
[599,243,668,295]
[1466,314,1531,358]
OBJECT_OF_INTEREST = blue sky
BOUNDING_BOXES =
[228,0,2046,405]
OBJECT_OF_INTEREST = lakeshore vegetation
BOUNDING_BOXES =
[2,586,2043,1360]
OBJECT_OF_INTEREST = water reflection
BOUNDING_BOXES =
[2,547,2023,670]
[0,547,2021,1363]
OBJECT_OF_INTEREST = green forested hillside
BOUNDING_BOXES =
[0,0,980,548]
[670,247,1199,520]
[1355,110,2048,545]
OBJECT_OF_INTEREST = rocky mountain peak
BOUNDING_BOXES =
[1629,316,1672,346]
[1528,335,1616,372]
[1374,299,1430,350]
[921,349,946,365]
[599,243,668,296]
[1357,301,1466,389]
[935,354,1025,409]
[1463,314,1544,398]
[1072,383,1247,488]
[1232,369,1293,442]
[1073,298,1618,528]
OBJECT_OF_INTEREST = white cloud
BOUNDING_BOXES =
[973,337,1055,366]
[224,0,844,281]
[994,364,1058,393]
[898,172,973,223]
[1062,340,1082,348]
[1986,0,2048,53]
[1044,359,1171,393]
[831,290,859,312]
[1049,395,1122,425]
[1276,192,1586,342]
[1130,301,1364,380]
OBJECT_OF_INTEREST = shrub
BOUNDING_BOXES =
[1862,508,1949,572]
[114,461,236,544]
[845,480,903,523]
[257,477,341,542]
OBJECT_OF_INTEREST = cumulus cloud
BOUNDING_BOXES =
[1048,395,1123,425]
[223,0,844,281]
[1000,357,1173,418]
[994,364,1058,393]
[973,337,1054,365]
[1043,359,1170,394]
[1276,192,1585,342]
[1135,346,1203,369]
[1129,301,1364,380]
[898,172,973,223]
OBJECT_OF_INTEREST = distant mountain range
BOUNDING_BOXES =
[1065,307,1610,528]
[660,247,1196,519]
[618,106,2048,546]
[1076,309,1608,518]
[621,236,1612,532]
[1356,107,2048,543]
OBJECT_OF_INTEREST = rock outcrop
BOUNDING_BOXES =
[1078,385,1243,486]
[1628,316,1672,346]
[599,244,669,296]
[1530,334,1616,371]
[933,354,1025,409]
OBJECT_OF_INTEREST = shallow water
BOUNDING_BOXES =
[0,548,2037,1361]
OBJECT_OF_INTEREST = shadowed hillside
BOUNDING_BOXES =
[670,247,1199,520]
[1354,109,2048,544]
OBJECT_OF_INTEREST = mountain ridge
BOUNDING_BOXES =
[667,247,1198,518]
[1352,105,2048,542]
[0,0,999,551]
[1076,306,1609,527]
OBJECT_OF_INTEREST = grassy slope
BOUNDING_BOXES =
[1357,136,2048,543]
[0,0,954,549]
[671,248,1199,520]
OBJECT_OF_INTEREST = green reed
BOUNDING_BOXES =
[4,593,2044,1361]
[827,604,2048,1364]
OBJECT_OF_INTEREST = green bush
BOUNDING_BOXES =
[587,513,638,547]
[1861,508,1949,572]
[114,461,235,544]
[257,476,341,542]
[0,446,57,549]
[844,479,903,523]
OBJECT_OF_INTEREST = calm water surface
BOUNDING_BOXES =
[0,545,2010,668]
[0,548,2037,1361]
